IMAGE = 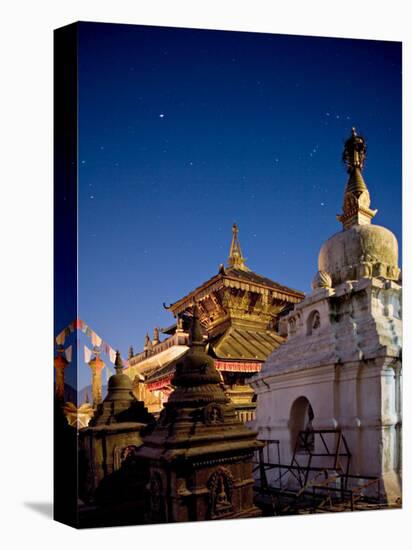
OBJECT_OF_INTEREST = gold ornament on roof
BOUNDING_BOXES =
[227,223,249,271]
[337,128,377,230]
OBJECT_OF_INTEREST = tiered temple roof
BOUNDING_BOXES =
[125,225,304,416]
[211,326,284,362]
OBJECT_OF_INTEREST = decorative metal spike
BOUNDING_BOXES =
[227,223,248,270]
[337,128,376,229]
[342,127,367,173]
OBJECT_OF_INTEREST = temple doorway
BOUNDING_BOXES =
[289,396,315,453]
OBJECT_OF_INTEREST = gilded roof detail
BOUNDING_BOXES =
[211,327,284,361]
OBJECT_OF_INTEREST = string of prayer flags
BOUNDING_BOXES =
[55,319,125,369]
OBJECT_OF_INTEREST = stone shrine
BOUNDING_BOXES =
[78,351,154,509]
[136,306,263,523]
[251,129,402,503]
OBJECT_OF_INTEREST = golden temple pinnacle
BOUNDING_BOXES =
[337,127,377,230]
[228,223,249,271]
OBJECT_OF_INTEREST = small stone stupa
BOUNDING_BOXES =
[79,351,154,507]
[136,306,263,523]
[252,128,402,503]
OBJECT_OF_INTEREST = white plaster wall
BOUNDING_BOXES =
[251,279,402,501]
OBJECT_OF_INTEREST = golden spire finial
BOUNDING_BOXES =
[337,128,377,230]
[227,223,249,271]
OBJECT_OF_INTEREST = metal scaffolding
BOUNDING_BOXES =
[253,429,383,515]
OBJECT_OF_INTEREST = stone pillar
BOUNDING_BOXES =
[54,346,68,401]
[89,348,105,407]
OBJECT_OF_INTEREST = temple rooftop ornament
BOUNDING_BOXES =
[143,333,153,353]
[166,223,303,327]
[318,127,400,287]
[228,223,249,271]
[337,127,377,229]
[152,327,160,346]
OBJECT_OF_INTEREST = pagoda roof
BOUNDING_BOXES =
[144,326,283,386]
[145,355,183,384]
[166,225,304,316]
[225,266,302,295]
[126,343,189,375]
[159,323,177,335]
[167,266,303,315]
[211,326,284,361]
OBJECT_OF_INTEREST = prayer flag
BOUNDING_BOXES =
[84,345,92,364]
[64,345,72,363]
[91,330,102,347]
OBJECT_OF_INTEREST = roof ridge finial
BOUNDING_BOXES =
[343,126,366,173]
[337,128,377,230]
[227,223,249,271]
[144,332,152,352]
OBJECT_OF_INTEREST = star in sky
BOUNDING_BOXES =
[75,24,401,383]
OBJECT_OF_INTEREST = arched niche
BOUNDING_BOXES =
[289,396,315,453]
[306,309,321,336]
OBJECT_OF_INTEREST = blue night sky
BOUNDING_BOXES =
[76,22,401,387]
